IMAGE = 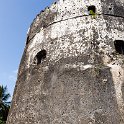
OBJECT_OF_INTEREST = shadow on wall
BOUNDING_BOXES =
[121,82,124,102]
[40,55,122,123]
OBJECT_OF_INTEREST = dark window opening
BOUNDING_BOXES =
[26,36,29,45]
[109,7,112,10]
[114,40,124,54]
[88,5,96,14]
[35,50,47,65]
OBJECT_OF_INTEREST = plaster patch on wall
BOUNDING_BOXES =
[63,63,93,71]
[27,15,124,67]
[107,64,124,114]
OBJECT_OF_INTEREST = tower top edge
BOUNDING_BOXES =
[26,0,124,45]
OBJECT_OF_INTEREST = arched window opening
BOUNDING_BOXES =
[114,40,124,54]
[35,50,47,65]
[109,7,112,11]
[88,5,96,15]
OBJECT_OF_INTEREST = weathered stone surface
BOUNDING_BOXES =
[7,0,124,124]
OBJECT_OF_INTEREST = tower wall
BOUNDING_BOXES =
[7,0,124,124]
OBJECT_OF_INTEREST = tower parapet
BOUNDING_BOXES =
[27,0,124,44]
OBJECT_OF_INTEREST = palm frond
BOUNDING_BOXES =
[2,93,10,102]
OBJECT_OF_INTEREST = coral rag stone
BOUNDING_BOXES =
[7,0,124,124]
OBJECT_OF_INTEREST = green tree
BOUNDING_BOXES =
[0,85,11,124]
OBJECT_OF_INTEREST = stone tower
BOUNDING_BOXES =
[7,0,124,123]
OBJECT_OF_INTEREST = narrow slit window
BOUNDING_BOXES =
[34,50,47,65]
[88,5,96,15]
[114,40,124,54]
[26,36,29,45]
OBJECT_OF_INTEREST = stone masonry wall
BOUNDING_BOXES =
[7,0,124,124]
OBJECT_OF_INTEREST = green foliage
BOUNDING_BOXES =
[0,85,11,124]
[0,117,5,124]
[89,10,96,19]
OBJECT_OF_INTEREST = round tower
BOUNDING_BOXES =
[7,0,124,123]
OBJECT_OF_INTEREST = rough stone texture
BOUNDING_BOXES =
[7,0,124,124]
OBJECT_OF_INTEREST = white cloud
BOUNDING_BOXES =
[8,69,18,82]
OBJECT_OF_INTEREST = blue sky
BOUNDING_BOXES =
[0,0,54,99]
